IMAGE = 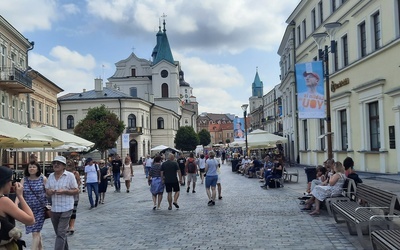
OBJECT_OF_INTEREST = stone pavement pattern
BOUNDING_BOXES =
[17,162,400,249]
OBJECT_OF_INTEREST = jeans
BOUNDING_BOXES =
[145,166,151,178]
[51,209,73,250]
[86,182,99,207]
[113,172,121,191]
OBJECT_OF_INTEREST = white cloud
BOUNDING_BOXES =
[62,3,80,15]
[1,0,57,32]
[29,47,97,95]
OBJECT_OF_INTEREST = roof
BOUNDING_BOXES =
[58,87,134,101]
[151,21,175,66]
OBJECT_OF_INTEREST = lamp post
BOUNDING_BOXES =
[312,22,341,160]
[241,104,249,156]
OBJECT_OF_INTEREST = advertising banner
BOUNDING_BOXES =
[122,133,130,149]
[295,61,325,119]
[233,117,245,141]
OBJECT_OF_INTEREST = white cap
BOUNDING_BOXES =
[53,156,66,165]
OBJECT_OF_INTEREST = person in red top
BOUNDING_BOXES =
[185,153,198,193]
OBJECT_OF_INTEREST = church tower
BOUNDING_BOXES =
[249,68,264,113]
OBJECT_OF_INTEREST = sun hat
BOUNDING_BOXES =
[303,71,320,82]
[52,156,66,165]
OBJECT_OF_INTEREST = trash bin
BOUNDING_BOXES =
[304,167,317,183]
[231,159,240,172]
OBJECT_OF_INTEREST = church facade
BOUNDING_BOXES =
[58,21,198,162]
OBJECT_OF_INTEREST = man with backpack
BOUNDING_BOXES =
[185,153,198,193]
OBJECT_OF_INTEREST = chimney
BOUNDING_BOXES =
[105,81,112,88]
[94,78,103,92]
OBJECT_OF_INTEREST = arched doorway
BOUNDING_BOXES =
[129,139,138,163]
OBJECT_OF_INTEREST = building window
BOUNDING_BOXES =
[359,22,367,57]
[369,101,380,151]
[303,120,308,150]
[318,1,323,25]
[143,140,145,157]
[372,11,381,50]
[131,68,136,77]
[20,102,25,123]
[1,93,7,118]
[340,109,348,150]
[146,116,149,129]
[161,70,168,78]
[311,8,316,31]
[161,83,168,98]
[11,52,16,67]
[331,0,336,13]
[31,100,35,121]
[319,119,325,150]
[397,0,400,37]
[46,105,49,124]
[157,117,164,129]
[302,19,306,41]
[141,115,144,127]
[129,87,137,97]
[38,103,42,122]
[51,108,55,125]
[342,34,348,66]
[128,114,136,128]
[0,45,6,69]
[147,141,150,155]
[297,26,301,45]
[333,46,339,72]
[12,98,16,120]
[67,115,74,129]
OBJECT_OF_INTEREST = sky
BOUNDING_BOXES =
[2,0,301,117]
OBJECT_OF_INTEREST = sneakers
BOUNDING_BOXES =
[187,187,190,193]
[173,202,179,208]
[208,200,213,206]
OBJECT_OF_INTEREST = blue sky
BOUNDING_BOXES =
[3,0,300,116]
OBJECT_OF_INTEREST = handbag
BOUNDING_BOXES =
[26,177,51,220]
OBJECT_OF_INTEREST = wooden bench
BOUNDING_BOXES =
[369,215,400,250]
[325,178,356,216]
[331,183,398,244]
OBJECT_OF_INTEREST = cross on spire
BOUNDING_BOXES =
[161,13,167,32]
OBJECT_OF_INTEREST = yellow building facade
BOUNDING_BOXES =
[285,0,400,173]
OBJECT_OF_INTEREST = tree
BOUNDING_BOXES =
[198,129,211,147]
[74,105,125,158]
[174,126,199,152]
[225,138,231,144]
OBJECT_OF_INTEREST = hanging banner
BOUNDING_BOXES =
[295,61,325,119]
[122,133,130,149]
[233,117,245,141]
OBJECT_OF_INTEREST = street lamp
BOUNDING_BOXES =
[312,22,341,160]
[241,104,249,156]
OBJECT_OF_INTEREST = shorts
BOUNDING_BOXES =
[179,166,186,176]
[199,168,205,173]
[205,175,218,188]
[187,173,197,182]
[165,182,180,193]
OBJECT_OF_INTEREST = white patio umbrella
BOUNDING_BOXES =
[247,129,288,149]
[150,145,168,151]
[32,125,94,147]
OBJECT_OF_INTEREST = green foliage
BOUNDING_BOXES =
[74,105,125,155]
[225,138,231,143]
[198,129,211,147]
[174,126,199,151]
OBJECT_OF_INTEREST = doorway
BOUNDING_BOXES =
[129,139,138,163]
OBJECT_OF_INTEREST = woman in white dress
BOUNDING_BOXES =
[304,161,346,215]
[122,156,133,193]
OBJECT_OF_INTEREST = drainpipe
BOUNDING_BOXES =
[291,22,300,164]
[57,99,61,129]
[26,41,35,128]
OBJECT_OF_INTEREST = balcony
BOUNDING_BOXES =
[0,67,33,94]
[126,127,143,134]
